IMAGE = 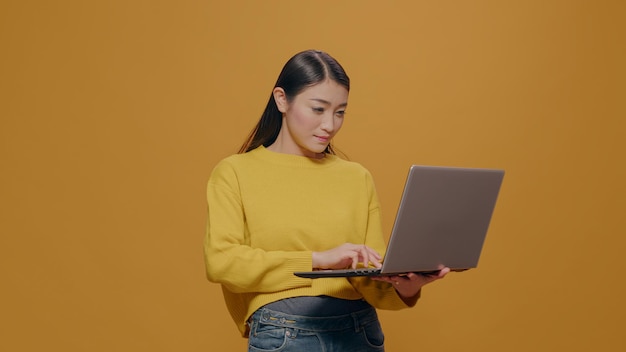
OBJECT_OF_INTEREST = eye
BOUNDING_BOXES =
[312,107,325,114]
[335,110,346,117]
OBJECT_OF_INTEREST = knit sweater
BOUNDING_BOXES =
[204,146,413,336]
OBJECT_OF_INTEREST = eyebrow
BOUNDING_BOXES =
[309,98,348,107]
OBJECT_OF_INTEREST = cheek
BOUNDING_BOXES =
[290,107,315,129]
[334,118,345,133]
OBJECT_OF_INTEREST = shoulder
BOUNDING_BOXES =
[211,148,264,173]
[207,152,250,185]
[330,157,375,179]
[322,157,378,193]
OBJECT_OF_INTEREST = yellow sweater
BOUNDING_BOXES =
[204,146,413,336]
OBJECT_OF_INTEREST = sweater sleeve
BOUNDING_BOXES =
[203,160,312,293]
[349,170,418,310]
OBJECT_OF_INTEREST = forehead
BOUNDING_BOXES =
[296,80,349,103]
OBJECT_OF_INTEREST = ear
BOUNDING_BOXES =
[273,87,288,113]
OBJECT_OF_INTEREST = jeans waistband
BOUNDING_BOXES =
[249,306,379,333]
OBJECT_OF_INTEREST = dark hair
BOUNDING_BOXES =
[238,50,350,154]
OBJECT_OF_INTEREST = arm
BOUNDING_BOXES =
[203,160,312,293]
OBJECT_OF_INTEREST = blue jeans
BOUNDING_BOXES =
[247,306,385,352]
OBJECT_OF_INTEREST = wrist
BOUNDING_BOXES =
[311,252,319,269]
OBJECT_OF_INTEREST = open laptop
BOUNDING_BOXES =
[294,165,505,278]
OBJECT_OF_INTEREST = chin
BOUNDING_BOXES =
[299,142,329,157]
[311,146,328,154]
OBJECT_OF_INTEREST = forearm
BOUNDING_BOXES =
[205,244,312,293]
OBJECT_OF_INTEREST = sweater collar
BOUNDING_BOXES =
[252,146,338,168]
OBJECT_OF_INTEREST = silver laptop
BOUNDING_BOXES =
[294,165,505,278]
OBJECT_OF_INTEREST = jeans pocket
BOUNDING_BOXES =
[361,320,385,348]
[249,322,288,351]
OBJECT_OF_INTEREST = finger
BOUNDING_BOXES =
[373,277,395,285]
[360,245,370,268]
[350,252,359,269]
[367,249,382,268]
[391,276,405,286]
[388,275,403,283]
[439,267,451,277]
[404,272,419,281]
[367,246,382,261]
[362,245,383,267]
[354,245,369,267]
[367,247,382,260]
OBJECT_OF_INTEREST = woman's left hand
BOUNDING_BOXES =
[372,267,450,299]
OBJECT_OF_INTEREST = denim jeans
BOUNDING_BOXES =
[247,306,385,352]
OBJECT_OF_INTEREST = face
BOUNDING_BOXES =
[271,80,349,158]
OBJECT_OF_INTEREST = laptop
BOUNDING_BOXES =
[294,165,505,278]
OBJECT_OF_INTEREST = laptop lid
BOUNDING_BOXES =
[294,165,504,278]
[378,165,504,275]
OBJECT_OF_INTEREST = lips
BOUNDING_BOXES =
[315,135,330,143]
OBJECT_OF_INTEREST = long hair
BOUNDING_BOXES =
[238,50,350,154]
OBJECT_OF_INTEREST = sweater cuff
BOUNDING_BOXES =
[398,289,421,307]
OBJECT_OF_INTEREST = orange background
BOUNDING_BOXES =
[1,1,624,351]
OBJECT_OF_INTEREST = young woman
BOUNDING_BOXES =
[204,50,449,351]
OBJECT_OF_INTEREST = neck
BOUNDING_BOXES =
[266,134,326,159]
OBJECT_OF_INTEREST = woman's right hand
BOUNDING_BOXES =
[312,243,382,270]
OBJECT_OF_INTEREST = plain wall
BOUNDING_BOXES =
[1,1,624,351]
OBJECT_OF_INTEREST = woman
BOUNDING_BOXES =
[204,50,449,351]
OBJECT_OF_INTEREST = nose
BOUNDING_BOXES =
[320,113,335,133]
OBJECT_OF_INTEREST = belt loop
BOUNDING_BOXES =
[247,315,257,337]
[351,312,360,332]
[261,308,270,322]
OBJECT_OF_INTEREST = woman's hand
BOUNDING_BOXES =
[372,267,450,300]
[312,243,382,270]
